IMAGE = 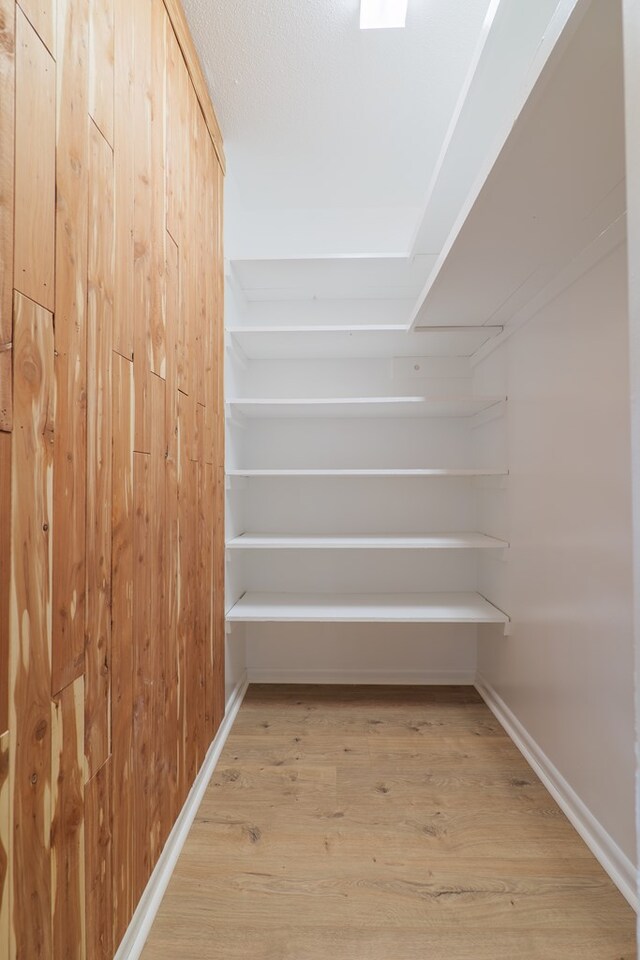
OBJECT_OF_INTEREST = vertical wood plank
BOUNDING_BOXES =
[9,291,54,960]
[149,372,165,857]
[201,462,214,745]
[51,0,89,695]
[18,0,55,57]
[213,464,225,732]
[149,0,167,380]
[0,731,9,960]
[165,24,184,245]
[85,119,114,777]
[195,458,206,765]
[176,392,192,797]
[132,451,152,895]
[85,757,112,960]
[164,235,179,826]
[0,0,14,431]
[132,0,153,453]
[0,432,9,735]
[111,352,134,946]
[215,160,225,469]
[88,0,114,146]
[113,0,134,360]
[14,8,55,311]
[51,676,86,960]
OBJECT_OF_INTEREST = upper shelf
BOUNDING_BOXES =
[226,533,508,550]
[226,396,506,420]
[226,324,503,360]
[227,468,508,478]
[410,0,625,330]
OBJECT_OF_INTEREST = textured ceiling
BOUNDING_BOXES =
[182,0,493,212]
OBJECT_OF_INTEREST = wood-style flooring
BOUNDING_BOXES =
[142,684,637,959]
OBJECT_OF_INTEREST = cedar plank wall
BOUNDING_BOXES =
[0,0,226,955]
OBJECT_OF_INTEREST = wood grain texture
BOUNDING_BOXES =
[160,0,224,172]
[0,0,14,428]
[0,731,8,960]
[51,0,89,696]
[149,372,166,857]
[110,352,135,946]
[89,0,114,145]
[133,450,153,897]
[14,7,55,311]
[85,757,113,960]
[85,119,114,777]
[142,686,637,960]
[51,675,86,960]
[132,0,153,454]
[4,1,225,954]
[212,465,224,732]
[9,291,54,960]
[18,0,55,55]
[112,0,134,360]
[0,432,9,734]
[163,233,179,828]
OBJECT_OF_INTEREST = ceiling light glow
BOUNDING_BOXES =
[360,0,408,30]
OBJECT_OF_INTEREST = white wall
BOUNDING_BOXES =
[473,243,636,877]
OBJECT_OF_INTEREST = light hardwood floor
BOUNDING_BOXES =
[142,685,637,959]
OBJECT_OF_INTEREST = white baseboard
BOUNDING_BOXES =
[475,674,638,912]
[114,672,249,960]
[248,668,476,685]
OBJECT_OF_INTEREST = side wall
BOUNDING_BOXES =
[0,1,225,956]
[473,243,637,890]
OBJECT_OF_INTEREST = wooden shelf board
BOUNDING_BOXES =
[226,591,509,624]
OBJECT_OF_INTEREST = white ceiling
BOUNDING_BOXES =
[183,0,492,219]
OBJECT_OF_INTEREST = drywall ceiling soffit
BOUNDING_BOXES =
[410,0,624,329]
[410,0,569,256]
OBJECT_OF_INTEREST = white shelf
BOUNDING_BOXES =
[226,324,502,360]
[410,0,624,330]
[226,591,509,625]
[227,468,508,478]
[226,533,508,550]
[227,396,506,419]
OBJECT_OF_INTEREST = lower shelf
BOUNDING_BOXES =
[226,592,509,625]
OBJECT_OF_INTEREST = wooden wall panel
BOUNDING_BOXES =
[18,0,55,56]
[113,0,134,360]
[51,675,86,960]
[164,235,179,826]
[85,756,113,960]
[9,291,54,960]
[131,449,153,897]
[0,731,8,960]
[213,465,225,732]
[149,372,165,858]
[89,0,114,145]
[0,0,14,431]
[51,0,89,696]
[2,0,225,955]
[110,352,134,944]
[85,119,114,777]
[14,8,55,310]
[0,432,10,735]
